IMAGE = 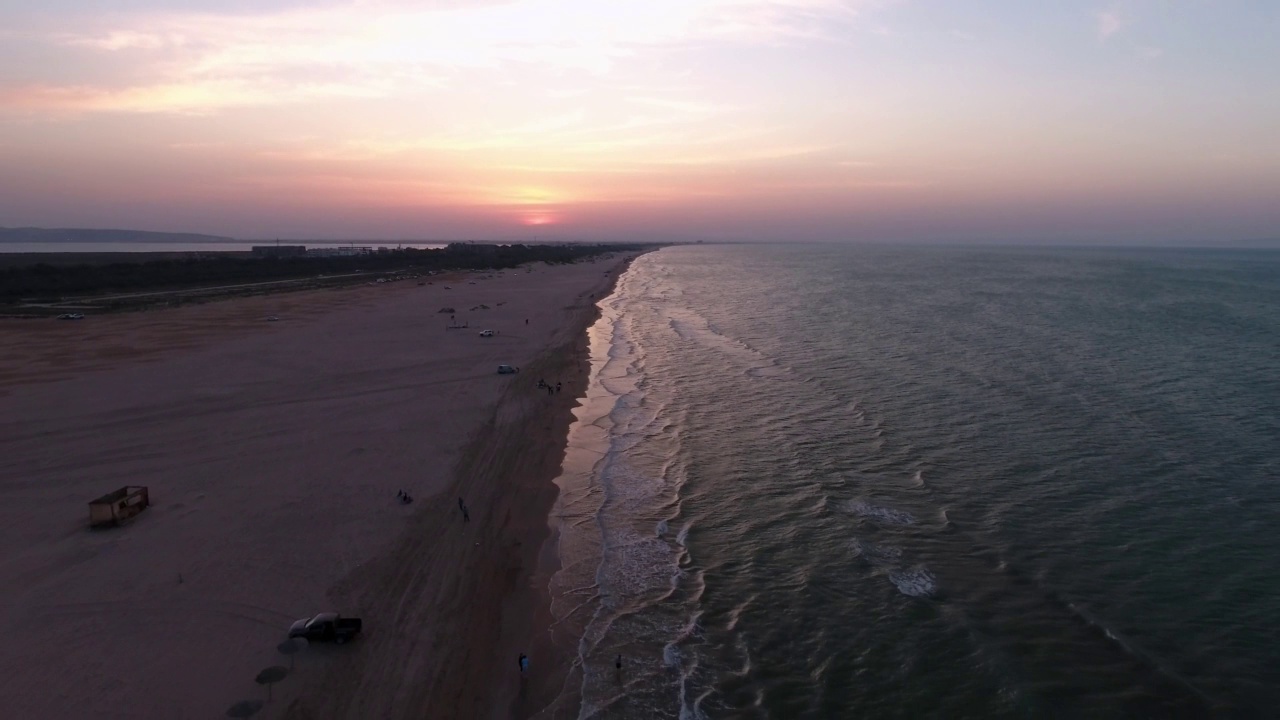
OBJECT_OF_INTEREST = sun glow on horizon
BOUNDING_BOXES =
[521,210,561,227]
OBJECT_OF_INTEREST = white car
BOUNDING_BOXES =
[56,313,85,320]
[479,330,495,337]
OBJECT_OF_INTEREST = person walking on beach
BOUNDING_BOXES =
[614,654,623,683]
[519,653,529,677]
[462,505,470,522]
[556,382,562,394]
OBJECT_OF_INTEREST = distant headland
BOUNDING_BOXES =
[0,226,237,244]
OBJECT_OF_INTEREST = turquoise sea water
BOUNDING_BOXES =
[545,245,1280,719]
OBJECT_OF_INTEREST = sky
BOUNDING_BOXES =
[0,0,1277,243]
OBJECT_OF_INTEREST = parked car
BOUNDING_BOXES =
[288,613,362,644]
[56,313,85,320]
[479,329,495,337]
[497,365,519,374]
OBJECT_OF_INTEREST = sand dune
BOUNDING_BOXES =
[0,255,636,719]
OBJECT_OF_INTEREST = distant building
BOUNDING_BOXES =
[306,246,372,257]
[252,245,307,257]
[446,242,499,254]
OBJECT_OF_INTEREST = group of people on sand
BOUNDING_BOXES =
[536,379,562,396]
[397,490,471,522]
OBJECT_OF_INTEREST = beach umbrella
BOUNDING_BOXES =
[255,666,289,701]
[226,700,264,718]
[277,638,303,669]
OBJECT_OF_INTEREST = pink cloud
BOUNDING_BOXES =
[1096,10,1124,40]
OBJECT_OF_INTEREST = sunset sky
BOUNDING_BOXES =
[1,1,1277,242]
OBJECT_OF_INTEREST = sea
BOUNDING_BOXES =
[545,244,1280,719]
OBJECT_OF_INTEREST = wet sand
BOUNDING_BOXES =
[0,253,639,719]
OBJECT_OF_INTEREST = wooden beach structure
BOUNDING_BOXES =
[88,486,150,528]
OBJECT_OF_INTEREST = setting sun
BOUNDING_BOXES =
[521,211,560,226]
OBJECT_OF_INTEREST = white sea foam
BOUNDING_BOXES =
[600,534,679,609]
[889,567,938,598]
[663,642,682,668]
[848,500,917,525]
[602,466,664,511]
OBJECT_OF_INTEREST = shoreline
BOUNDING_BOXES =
[275,253,642,719]
[486,254,640,719]
[509,258,633,720]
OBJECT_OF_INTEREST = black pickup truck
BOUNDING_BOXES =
[288,613,363,644]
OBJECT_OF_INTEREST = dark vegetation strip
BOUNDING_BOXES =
[1,243,648,306]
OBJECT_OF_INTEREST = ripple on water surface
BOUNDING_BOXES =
[551,246,1280,718]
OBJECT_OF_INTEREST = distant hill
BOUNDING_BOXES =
[0,227,237,244]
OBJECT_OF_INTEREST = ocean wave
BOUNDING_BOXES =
[665,306,789,379]
[675,521,691,547]
[611,402,662,440]
[849,537,904,565]
[848,500,917,525]
[663,642,682,668]
[889,567,938,598]
[851,537,936,597]
[745,364,788,378]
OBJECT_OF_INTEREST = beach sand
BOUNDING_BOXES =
[0,253,638,719]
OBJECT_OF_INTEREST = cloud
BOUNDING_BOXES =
[0,77,391,114]
[1096,10,1124,40]
[62,30,172,51]
[9,0,874,115]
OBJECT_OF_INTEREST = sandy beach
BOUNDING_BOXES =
[0,252,638,719]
